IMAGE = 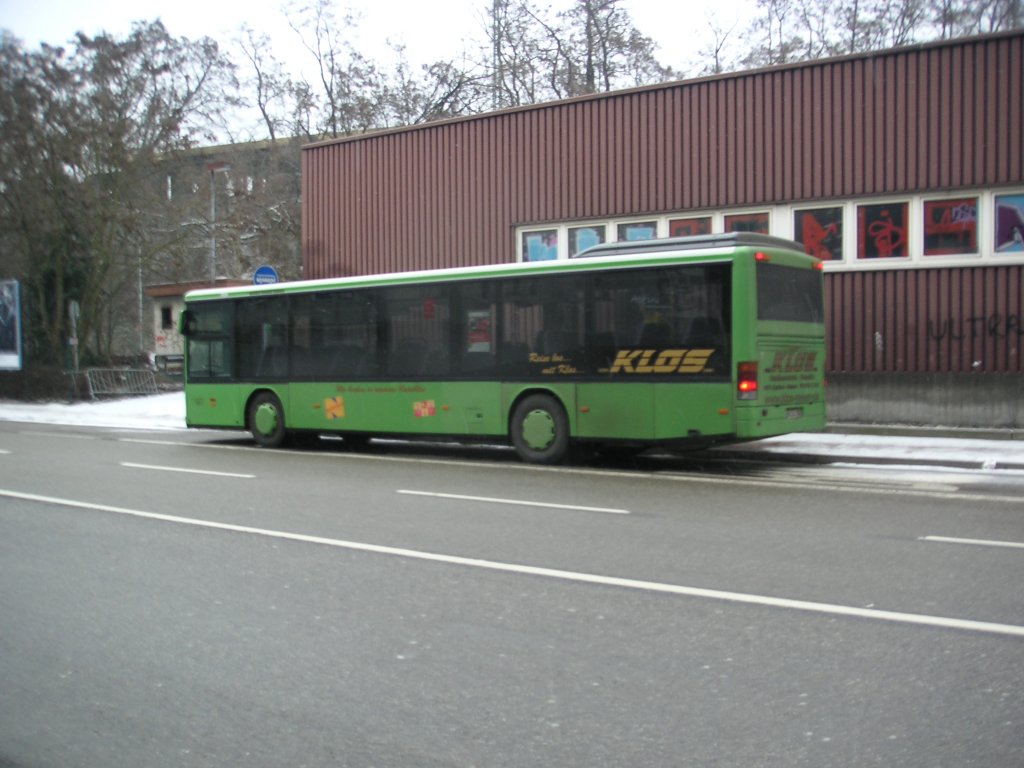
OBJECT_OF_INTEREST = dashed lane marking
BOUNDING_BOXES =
[1,487,1023,639]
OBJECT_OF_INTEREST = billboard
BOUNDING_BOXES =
[0,280,23,371]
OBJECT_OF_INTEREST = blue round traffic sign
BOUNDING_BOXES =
[253,265,279,285]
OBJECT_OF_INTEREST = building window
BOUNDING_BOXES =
[669,216,712,237]
[923,197,978,256]
[522,229,558,262]
[568,225,606,257]
[724,211,769,234]
[995,193,1024,253]
[857,202,908,259]
[616,221,658,241]
[794,206,843,260]
[160,305,174,330]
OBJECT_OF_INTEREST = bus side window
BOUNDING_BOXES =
[380,284,451,378]
[237,297,288,379]
[456,281,497,377]
[501,274,585,375]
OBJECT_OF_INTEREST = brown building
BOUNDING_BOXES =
[301,31,1024,429]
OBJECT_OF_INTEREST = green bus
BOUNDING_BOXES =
[180,233,825,463]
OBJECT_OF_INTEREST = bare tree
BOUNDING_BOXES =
[487,0,556,107]
[933,0,1023,33]
[742,0,1020,67]
[0,23,237,365]
[698,18,742,75]
[743,0,805,67]
[237,26,293,143]
[383,50,491,125]
[486,0,673,105]
[284,0,386,138]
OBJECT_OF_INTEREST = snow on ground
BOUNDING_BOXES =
[0,392,186,431]
[744,431,1024,470]
[0,392,1022,468]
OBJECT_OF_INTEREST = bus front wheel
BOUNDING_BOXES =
[248,392,287,448]
[510,394,569,464]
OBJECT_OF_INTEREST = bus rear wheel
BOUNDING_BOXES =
[248,392,287,448]
[510,394,569,464]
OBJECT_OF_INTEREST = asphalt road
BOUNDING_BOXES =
[1,422,1022,767]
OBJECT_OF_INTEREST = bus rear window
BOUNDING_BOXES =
[757,262,824,323]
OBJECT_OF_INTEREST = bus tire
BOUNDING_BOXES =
[248,392,287,448]
[510,394,569,464]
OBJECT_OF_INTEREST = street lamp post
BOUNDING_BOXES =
[204,161,230,286]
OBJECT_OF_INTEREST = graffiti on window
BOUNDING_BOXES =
[724,212,769,234]
[794,207,843,260]
[568,225,606,256]
[857,203,908,259]
[522,230,558,262]
[617,222,658,241]
[669,216,712,237]
[995,194,1024,253]
[924,198,978,255]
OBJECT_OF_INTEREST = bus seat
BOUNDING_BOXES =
[258,345,288,377]
[461,351,495,375]
[330,344,365,377]
[391,338,429,376]
[589,333,616,367]
[534,330,577,355]
[499,342,530,372]
[290,347,312,377]
[639,322,672,347]
[686,317,724,347]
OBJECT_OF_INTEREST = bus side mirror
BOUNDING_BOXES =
[179,310,196,337]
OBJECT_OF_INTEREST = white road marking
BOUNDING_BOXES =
[120,462,255,479]
[0,449,10,454]
[115,437,1024,505]
[397,489,629,515]
[2,487,1023,639]
[919,535,1024,551]
[21,431,97,440]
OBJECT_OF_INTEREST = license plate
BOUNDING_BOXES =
[786,407,803,420]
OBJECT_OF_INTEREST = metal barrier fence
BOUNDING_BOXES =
[84,368,159,399]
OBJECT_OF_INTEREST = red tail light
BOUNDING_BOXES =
[737,361,758,400]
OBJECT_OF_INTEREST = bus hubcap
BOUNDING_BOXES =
[254,402,279,436]
[521,409,555,451]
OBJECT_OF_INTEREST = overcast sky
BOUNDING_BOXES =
[0,0,755,73]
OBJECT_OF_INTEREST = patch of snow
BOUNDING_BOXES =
[0,392,186,431]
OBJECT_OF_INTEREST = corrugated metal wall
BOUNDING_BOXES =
[301,32,1024,376]
[828,266,1023,374]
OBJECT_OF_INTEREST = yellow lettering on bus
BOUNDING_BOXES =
[652,350,686,373]
[610,349,644,373]
[608,348,716,374]
[678,349,714,373]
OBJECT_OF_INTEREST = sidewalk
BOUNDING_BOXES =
[1,392,1023,471]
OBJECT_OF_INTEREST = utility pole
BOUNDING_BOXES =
[204,161,231,286]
